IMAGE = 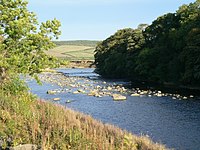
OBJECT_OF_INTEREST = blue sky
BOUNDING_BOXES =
[28,0,195,41]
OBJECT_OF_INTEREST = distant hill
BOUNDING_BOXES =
[46,40,100,61]
[53,40,100,47]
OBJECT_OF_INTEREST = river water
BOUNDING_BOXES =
[26,68,200,150]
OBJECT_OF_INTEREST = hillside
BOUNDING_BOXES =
[46,40,99,61]
[53,40,100,47]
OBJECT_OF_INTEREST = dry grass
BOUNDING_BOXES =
[0,90,168,150]
[46,45,95,60]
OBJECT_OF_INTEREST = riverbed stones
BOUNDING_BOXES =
[156,93,163,97]
[183,96,188,100]
[189,95,194,98]
[96,85,101,89]
[73,91,79,94]
[131,93,140,97]
[121,87,127,92]
[107,86,112,91]
[66,100,72,103]
[88,90,101,97]
[77,89,85,93]
[47,90,57,94]
[112,94,126,101]
[139,90,148,95]
[53,97,60,101]
[39,71,196,102]
[158,91,162,94]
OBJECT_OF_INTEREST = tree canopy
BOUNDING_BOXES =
[95,28,144,78]
[0,0,61,83]
[94,0,200,87]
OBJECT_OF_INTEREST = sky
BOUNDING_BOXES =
[28,0,196,41]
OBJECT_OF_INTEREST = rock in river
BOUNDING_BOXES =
[112,94,126,101]
[47,90,57,94]
[131,93,140,97]
[53,98,60,101]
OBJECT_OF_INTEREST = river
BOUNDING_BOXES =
[26,68,200,150]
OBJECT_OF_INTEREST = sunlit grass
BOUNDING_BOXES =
[46,45,95,61]
[0,89,167,149]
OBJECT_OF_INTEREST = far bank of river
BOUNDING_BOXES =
[26,68,200,150]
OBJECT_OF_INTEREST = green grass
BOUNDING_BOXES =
[62,47,94,61]
[0,78,167,150]
[46,45,94,60]
[47,41,97,60]
[53,40,100,47]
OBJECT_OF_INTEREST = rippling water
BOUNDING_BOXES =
[27,68,200,150]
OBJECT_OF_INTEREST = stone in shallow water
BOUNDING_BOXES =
[53,97,60,101]
[73,91,79,94]
[112,94,126,101]
[66,100,72,103]
[77,89,85,93]
[47,90,56,94]
[107,86,113,91]
[131,93,140,97]
[88,90,98,96]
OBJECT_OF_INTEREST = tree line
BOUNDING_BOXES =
[94,0,200,87]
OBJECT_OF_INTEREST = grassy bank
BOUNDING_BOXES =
[0,88,167,149]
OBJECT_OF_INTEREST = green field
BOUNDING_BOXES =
[46,40,99,60]
[53,40,99,47]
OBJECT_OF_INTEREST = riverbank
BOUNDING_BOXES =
[0,86,167,149]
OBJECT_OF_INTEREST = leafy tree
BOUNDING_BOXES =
[94,28,144,78]
[136,0,200,85]
[180,28,200,84]
[95,0,200,87]
[0,0,61,84]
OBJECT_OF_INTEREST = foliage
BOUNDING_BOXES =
[0,74,28,95]
[94,28,144,78]
[94,0,200,87]
[0,0,61,83]
[0,88,166,149]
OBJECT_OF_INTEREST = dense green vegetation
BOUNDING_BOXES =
[0,0,61,81]
[95,0,200,87]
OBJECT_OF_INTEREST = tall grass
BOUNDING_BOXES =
[0,78,167,149]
